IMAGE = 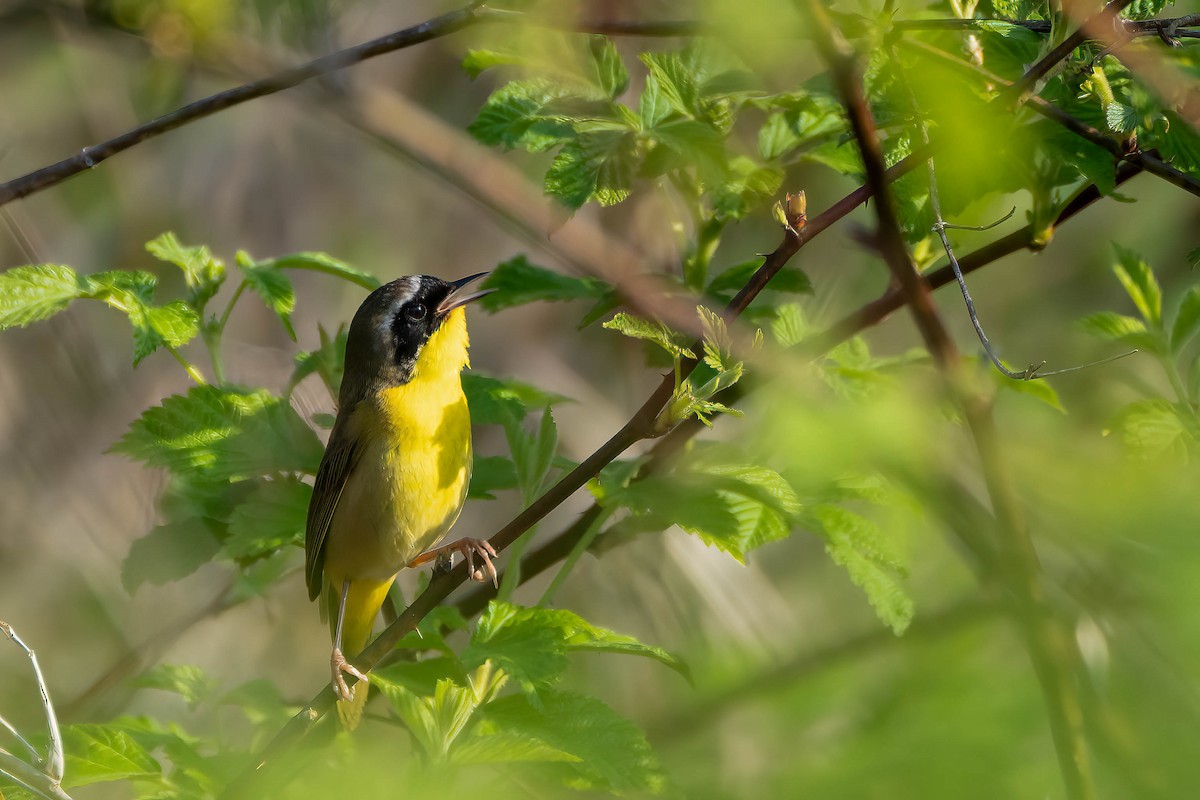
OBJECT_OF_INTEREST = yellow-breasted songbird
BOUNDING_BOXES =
[304,272,496,728]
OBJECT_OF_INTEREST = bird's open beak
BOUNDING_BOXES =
[437,272,494,315]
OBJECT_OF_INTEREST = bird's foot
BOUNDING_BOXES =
[331,647,368,702]
[410,537,499,587]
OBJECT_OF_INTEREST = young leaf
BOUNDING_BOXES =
[479,690,666,795]
[808,504,913,634]
[464,373,571,428]
[145,232,226,309]
[289,323,348,396]
[237,253,297,340]
[60,724,161,789]
[223,476,310,559]
[603,313,695,359]
[1077,310,1162,353]
[639,51,695,117]
[589,36,628,99]
[1112,243,1162,327]
[462,602,570,691]
[479,255,611,312]
[769,302,810,348]
[135,664,216,711]
[0,264,85,328]
[544,131,637,209]
[129,300,201,365]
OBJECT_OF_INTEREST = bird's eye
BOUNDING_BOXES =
[405,303,427,321]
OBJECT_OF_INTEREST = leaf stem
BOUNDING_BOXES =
[217,280,248,332]
[167,346,207,385]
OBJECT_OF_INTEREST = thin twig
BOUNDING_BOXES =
[1,621,70,800]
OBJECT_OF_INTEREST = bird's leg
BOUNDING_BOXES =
[330,579,368,702]
[409,538,499,587]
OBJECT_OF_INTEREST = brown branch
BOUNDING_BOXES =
[803,1,1098,798]
[892,13,1200,39]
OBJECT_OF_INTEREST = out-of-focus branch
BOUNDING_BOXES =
[803,1,1098,798]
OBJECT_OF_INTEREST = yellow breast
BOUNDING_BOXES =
[322,309,473,583]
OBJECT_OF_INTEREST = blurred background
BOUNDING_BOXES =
[1,0,1199,798]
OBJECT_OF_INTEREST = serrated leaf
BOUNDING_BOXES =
[469,79,576,152]
[464,602,688,689]
[769,303,809,348]
[589,36,627,99]
[758,112,800,160]
[223,476,310,559]
[135,664,216,711]
[609,451,800,562]
[1112,243,1162,327]
[639,51,694,117]
[1105,102,1137,134]
[61,725,161,789]
[130,301,201,365]
[1077,311,1159,353]
[1170,286,1200,353]
[480,690,666,795]
[603,313,694,359]
[450,731,581,765]
[266,252,381,290]
[479,255,611,312]
[1107,398,1192,460]
[0,264,85,328]
[112,385,323,479]
[121,517,221,592]
[145,232,225,309]
[238,256,296,340]
[544,131,637,210]
[809,504,912,634]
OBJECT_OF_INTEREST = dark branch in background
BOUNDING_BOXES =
[804,1,1101,798]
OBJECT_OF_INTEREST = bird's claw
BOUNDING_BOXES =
[459,537,499,588]
[331,647,368,702]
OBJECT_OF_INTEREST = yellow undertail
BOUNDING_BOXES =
[326,577,395,730]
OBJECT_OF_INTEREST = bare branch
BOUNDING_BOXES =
[0,621,71,800]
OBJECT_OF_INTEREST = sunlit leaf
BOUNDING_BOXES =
[480,255,611,312]
[61,725,161,789]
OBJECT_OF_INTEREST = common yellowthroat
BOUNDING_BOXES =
[305,273,496,728]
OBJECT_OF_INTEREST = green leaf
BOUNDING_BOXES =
[479,255,611,312]
[589,36,627,99]
[809,504,913,634]
[223,476,310,559]
[639,51,694,117]
[238,254,296,340]
[463,373,570,427]
[544,131,637,210]
[1077,310,1162,353]
[289,323,347,396]
[480,690,666,794]
[996,371,1066,413]
[1123,0,1172,20]
[61,724,161,789]
[1106,398,1193,460]
[1170,286,1200,353]
[707,260,811,298]
[450,731,581,766]
[0,264,85,328]
[135,664,216,711]
[609,449,800,562]
[769,302,810,348]
[639,70,673,128]
[373,677,445,759]
[507,405,558,501]
[130,301,201,365]
[603,312,694,359]
[1112,243,1162,327]
[470,455,519,500]
[464,602,688,689]
[267,252,381,290]
[758,113,799,160]
[112,385,323,480]
[121,517,221,592]
[145,232,226,309]
[469,79,574,152]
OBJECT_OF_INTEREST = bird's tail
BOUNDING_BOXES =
[326,577,395,731]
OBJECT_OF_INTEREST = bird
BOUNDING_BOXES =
[304,272,497,729]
